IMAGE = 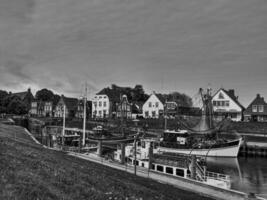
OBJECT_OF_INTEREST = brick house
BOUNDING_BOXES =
[116,95,132,119]
[30,101,53,117]
[54,95,78,118]
[12,88,34,111]
[244,94,267,122]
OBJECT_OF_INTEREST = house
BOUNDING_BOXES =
[54,96,78,118]
[42,101,53,117]
[12,88,34,111]
[116,95,132,119]
[212,88,244,121]
[142,92,164,118]
[75,99,92,119]
[30,101,53,117]
[92,88,121,118]
[244,94,267,122]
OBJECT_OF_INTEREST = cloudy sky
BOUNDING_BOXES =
[0,0,266,106]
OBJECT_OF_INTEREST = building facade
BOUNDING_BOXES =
[92,94,111,118]
[244,94,267,122]
[116,95,132,119]
[54,96,78,118]
[13,88,34,112]
[212,88,244,121]
[75,99,92,119]
[142,93,164,118]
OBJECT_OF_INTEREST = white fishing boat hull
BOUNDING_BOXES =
[159,138,242,157]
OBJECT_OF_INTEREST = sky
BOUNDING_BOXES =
[0,0,266,106]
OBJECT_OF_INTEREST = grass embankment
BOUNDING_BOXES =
[0,123,213,200]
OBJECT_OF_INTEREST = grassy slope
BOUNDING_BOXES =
[0,123,213,200]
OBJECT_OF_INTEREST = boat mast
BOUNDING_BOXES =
[62,104,66,147]
[82,82,87,146]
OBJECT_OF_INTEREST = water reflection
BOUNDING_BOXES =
[206,157,267,198]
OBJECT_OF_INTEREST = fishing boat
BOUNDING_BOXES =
[158,88,243,157]
[114,138,231,189]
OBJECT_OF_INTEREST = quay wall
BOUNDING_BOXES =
[70,153,264,200]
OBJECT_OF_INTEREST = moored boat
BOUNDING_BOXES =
[158,88,243,158]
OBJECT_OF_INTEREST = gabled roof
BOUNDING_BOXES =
[12,92,28,100]
[244,94,267,115]
[62,96,78,111]
[213,88,245,110]
[97,88,121,102]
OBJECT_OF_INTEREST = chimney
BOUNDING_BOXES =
[257,94,261,98]
[228,89,235,98]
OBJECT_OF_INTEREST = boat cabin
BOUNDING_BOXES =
[161,129,189,145]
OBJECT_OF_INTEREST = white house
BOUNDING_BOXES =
[92,94,111,118]
[142,92,164,118]
[212,88,244,121]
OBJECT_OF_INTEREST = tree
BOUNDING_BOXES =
[0,90,8,107]
[6,96,27,114]
[36,88,54,101]
[132,85,149,102]
[167,92,193,107]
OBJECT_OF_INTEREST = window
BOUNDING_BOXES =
[99,111,102,116]
[103,110,106,116]
[152,164,155,170]
[149,102,152,107]
[166,167,173,174]
[221,101,225,107]
[213,101,216,106]
[225,101,230,106]
[141,141,146,148]
[99,102,102,107]
[103,102,107,107]
[218,92,224,99]
[145,111,149,117]
[156,165,164,172]
[155,102,159,108]
[176,169,184,177]
[252,105,257,112]
[152,111,156,117]
[259,105,264,112]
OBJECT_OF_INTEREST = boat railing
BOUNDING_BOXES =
[205,171,230,181]
[195,161,230,185]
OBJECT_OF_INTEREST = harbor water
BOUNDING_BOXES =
[206,157,267,199]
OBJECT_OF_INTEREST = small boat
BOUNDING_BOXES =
[158,88,243,158]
